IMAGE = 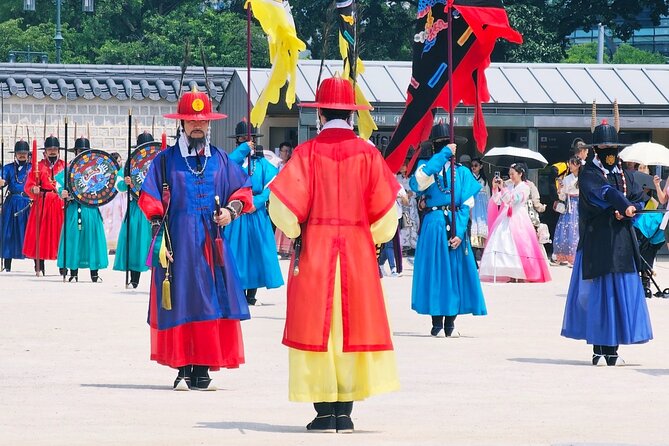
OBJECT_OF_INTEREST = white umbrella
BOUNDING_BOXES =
[481,146,548,169]
[262,149,282,168]
[618,142,669,167]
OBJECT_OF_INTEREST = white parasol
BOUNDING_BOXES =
[481,146,548,169]
[618,142,669,167]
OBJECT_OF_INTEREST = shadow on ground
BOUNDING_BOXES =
[81,383,172,391]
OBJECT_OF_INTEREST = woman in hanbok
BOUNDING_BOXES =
[479,162,551,283]
[552,157,580,266]
[99,152,126,253]
[469,157,489,258]
[397,163,419,255]
[274,142,294,258]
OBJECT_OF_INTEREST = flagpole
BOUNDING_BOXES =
[246,3,253,166]
[447,0,456,241]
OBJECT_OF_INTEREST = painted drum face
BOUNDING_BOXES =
[127,141,163,199]
[67,149,120,207]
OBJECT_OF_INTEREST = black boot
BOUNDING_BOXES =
[192,365,216,391]
[173,365,192,391]
[592,345,604,366]
[444,315,458,337]
[39,259,45,276]
[604,345,621,366]
[3,259,11,272]
[90,270,102,283]
[245,288,258,306]
[59,267,67,277]
[333,401,354,433]
[307,402,336,433]
[430,316,443,337]
[130,270,141,288]
[68,269,78,282]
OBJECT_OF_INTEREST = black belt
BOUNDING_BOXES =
[7,192,29,198]
[428,205,460,212]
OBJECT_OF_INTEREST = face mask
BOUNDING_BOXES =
[596,148,618,171]
[48,155,58,164]
[17,159,28,166]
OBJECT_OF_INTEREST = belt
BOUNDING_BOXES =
[8,192,29,198]
[428,205,459,212]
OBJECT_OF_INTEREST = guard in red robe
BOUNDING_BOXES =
[269,76,400,433]
[23,136,65,275]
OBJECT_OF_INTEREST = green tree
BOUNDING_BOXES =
[562,42,603,63]
[612,43,666,64]
[494,3,563,62]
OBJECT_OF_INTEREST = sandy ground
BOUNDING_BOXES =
[1,256,668,446]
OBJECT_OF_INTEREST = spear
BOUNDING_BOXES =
[447,0,456,241]
[0,82,4,272]
[32,136,40,276]
[125,108,132,288]
[62,117,68,281]
[246,2,253,167]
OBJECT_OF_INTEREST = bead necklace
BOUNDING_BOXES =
[183,155,208,177]
[594,154,627,196]
[434,164,454,194]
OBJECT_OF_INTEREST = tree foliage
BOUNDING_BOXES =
[563,42,666,64]
[0,0,667,66]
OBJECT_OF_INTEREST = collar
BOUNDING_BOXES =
[178,133,211,158]
[593,156,622,175]
[321,119,353,131]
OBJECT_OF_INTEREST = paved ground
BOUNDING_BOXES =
[1,256,668,446]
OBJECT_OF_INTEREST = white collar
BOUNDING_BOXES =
[321,119,353,131]
[178,133,211,158]
[593,156,621,175]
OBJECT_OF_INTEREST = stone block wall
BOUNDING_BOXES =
[0,97,175,163]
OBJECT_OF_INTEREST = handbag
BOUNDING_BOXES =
[401,212,412,229]
[553,201,567,214]
[527,201,541,227]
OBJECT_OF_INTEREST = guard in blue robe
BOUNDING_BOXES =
[224,121,284,305]
[410,124,487,337]
[0,141,32,271]
[561,120,653,366]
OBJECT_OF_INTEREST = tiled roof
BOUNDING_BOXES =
[239,60,669,106]
[0,63,234,102]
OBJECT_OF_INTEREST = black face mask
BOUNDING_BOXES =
[48,155,58,164]
[17,159,28,166]
[596,147,618,171]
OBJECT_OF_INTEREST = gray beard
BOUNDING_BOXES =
[186,135,207,153]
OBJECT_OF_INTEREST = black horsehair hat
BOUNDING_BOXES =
[42,135,64,150]
[429,121,468,145]
[229,119,263,138]
[10,140,30,153]
[587,119,627,150]
[137,131,155,146]
[69,136,92,152]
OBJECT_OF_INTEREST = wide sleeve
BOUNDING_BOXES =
[268,144,312,222]
[228,142,252,166]
[268,192,301,238]
[54,170,65,194]
[252,159,279,210]
[366,150,401,224]
[370,206,398,244]
[24,164,39,199]
[138,151,166,220]
[114,168,127,193]
[221,152,254,214]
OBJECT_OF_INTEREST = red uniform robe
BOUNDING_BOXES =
[23,159,65,260]
[269,127,399,352]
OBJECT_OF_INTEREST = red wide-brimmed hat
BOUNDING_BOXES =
[164,86,227,121]
[300,75,373,111]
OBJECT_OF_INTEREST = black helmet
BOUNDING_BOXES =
[229,119,263,138]
[429,122,468,144]
[70,137,91,152]
[587,120,627,150]
[11,140,30,153]
[137,131,154,146]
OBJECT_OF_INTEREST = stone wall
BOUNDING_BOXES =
[0,97,175,162]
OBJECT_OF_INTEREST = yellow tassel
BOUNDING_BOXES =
[591,100,597,133]
[161,278,172,310]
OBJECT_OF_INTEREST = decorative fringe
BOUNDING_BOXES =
[613,99,620,132]
[590,100,597,133]
[161,276,172,310]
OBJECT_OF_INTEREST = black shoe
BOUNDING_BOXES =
[335,415,354,433]
[173,366,192,391]
[59,268,67,276]
[430,326,442,337]
[247,298,257,306]
[605,355,623,366]
[307,415,336,433]
[192,376,216,391]
[91,271,101,283]
[68,274,78,283]
[592,354,604,366]
[130,282,139,289]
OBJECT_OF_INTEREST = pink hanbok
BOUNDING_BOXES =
[479,181,551,283]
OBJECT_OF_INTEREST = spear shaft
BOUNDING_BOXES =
[125,109,132,288]
[447,0,456,241]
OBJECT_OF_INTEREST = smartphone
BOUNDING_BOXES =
[494,171,500,180]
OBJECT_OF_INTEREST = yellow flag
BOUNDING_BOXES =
[247,0,306,127]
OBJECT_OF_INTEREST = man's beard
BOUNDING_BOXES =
[187,132,207,152]
[17,159,28,166]
[48,155,58,164]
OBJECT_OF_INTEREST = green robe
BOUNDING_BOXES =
[113,173,152,272]
[55,170,109,270]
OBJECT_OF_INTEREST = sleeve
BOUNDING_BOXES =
[222,153,254,214]
[54,170,64,194]
[268,192,301,238]
[252,159,279,210]
[268,144,312,222]
[370,206,399,244]
[366,150,401,224]
[138,152,165,220]
[228,142,252,166]
[114,168,127,193]
[24,166,38,198]
[411,164,435,192]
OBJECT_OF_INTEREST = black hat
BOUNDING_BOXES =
[42,135,64,150]
[587,120,627,150]
[10,140,30,153]
[429,122,468,144]
[137,131,154,146]
[69,137,91,152]
[229,119,263,138]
